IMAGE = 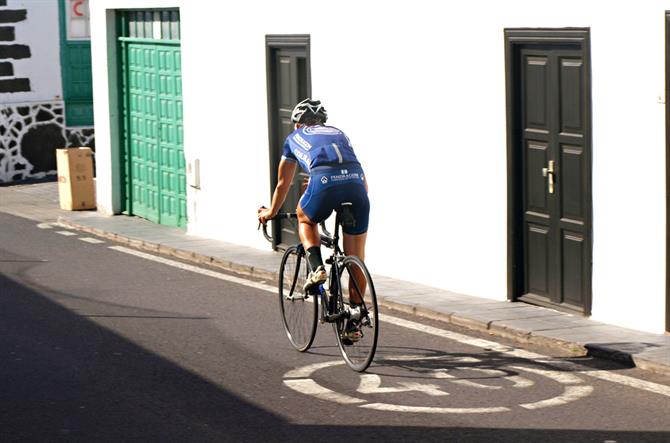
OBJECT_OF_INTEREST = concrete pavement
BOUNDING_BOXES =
[2,181,669,375]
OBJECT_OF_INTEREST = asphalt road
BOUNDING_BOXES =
[1,212,669,442]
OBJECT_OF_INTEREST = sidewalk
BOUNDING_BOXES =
[2,181,669,375]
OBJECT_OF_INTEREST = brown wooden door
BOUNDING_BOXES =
[518,45,591,312]
[267,41,310,248]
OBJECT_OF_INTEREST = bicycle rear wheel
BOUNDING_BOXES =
[279,245,318,352]
[333,255,379,371]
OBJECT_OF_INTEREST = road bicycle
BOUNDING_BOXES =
[260,202,379,372]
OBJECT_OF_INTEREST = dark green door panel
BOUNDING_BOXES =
[266,41,311,248]
[517,46,591,313]
[63,43,94,126]
[59,1,94,127]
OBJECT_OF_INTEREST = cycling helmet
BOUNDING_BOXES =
[290,98,328,124]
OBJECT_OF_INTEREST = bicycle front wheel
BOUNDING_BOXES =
[333,255,379,372]
[279,245,318,352]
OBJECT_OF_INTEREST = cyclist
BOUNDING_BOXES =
[258,99,369,336]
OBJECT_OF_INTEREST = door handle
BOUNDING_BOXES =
[542,160,555,194]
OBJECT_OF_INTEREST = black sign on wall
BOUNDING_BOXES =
[0,1,30,93]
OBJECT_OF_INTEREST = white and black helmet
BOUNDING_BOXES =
[290,98,328,124]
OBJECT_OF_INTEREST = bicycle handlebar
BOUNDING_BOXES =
[258,206,336,249]
[258,207,298,243]
[260,221,272,242]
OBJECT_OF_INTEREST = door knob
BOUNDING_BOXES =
[542,160,555,194]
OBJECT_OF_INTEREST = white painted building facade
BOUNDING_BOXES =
[0,0,94,183]
[89,1,670,334]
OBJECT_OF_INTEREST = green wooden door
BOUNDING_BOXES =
[119,10,185,228]
[59,0,94,126]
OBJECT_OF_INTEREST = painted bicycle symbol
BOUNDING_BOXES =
[283,353,593,414]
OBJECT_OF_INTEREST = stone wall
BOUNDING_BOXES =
[0,101,94,182]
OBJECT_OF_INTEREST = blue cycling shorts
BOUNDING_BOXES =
[299,164,370,235]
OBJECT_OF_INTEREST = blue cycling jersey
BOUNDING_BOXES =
[281,125,361,173]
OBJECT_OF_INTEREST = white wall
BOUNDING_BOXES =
[588,5,666,333]
[1,0,62,104]
[90,0,669,333]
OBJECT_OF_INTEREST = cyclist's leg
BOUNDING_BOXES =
[297,206,328,290]
[297,174,333,290]
[341,182,370,305]
[296,204,320,249]
[297,172,329,253]
[343,232,367,305]
[343,231,366,260]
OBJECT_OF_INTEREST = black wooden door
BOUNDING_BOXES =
[267,44,310,248]
[519,46,591,311]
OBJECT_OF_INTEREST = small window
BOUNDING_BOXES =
[123,9,180,40]
[64,0,91,40]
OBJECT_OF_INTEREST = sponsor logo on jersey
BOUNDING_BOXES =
[303,126,342,135]
[293,133,312,150]
[329,172,360,181]
[321,176,328,184]
[293,150,310,165]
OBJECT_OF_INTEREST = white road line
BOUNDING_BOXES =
[386,355,481,364]
[284,360,344,378]
[109,245,670,398]
[433,366,535,389]
[357,374,449,396]
[79,237,105,244]
[36,223,54,229]
[519,385,594,410]
[577,370,670,396]
[435,368,505,390]
[55,231,77,236]
[511,365,583,385]
[506,375,535,389]
[360,402,510,414]
[283,379,365,405]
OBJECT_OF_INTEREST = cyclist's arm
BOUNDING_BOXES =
[262,159,297,221]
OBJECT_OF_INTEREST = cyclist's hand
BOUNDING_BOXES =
[257,206,274,224]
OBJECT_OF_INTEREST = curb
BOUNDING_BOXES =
[58,217,669,376]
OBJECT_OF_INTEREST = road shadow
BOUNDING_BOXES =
[0,176,56,187]
[0,273,668,442]
[370,345,640,377]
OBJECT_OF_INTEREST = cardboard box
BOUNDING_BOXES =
[56,147,96,211]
